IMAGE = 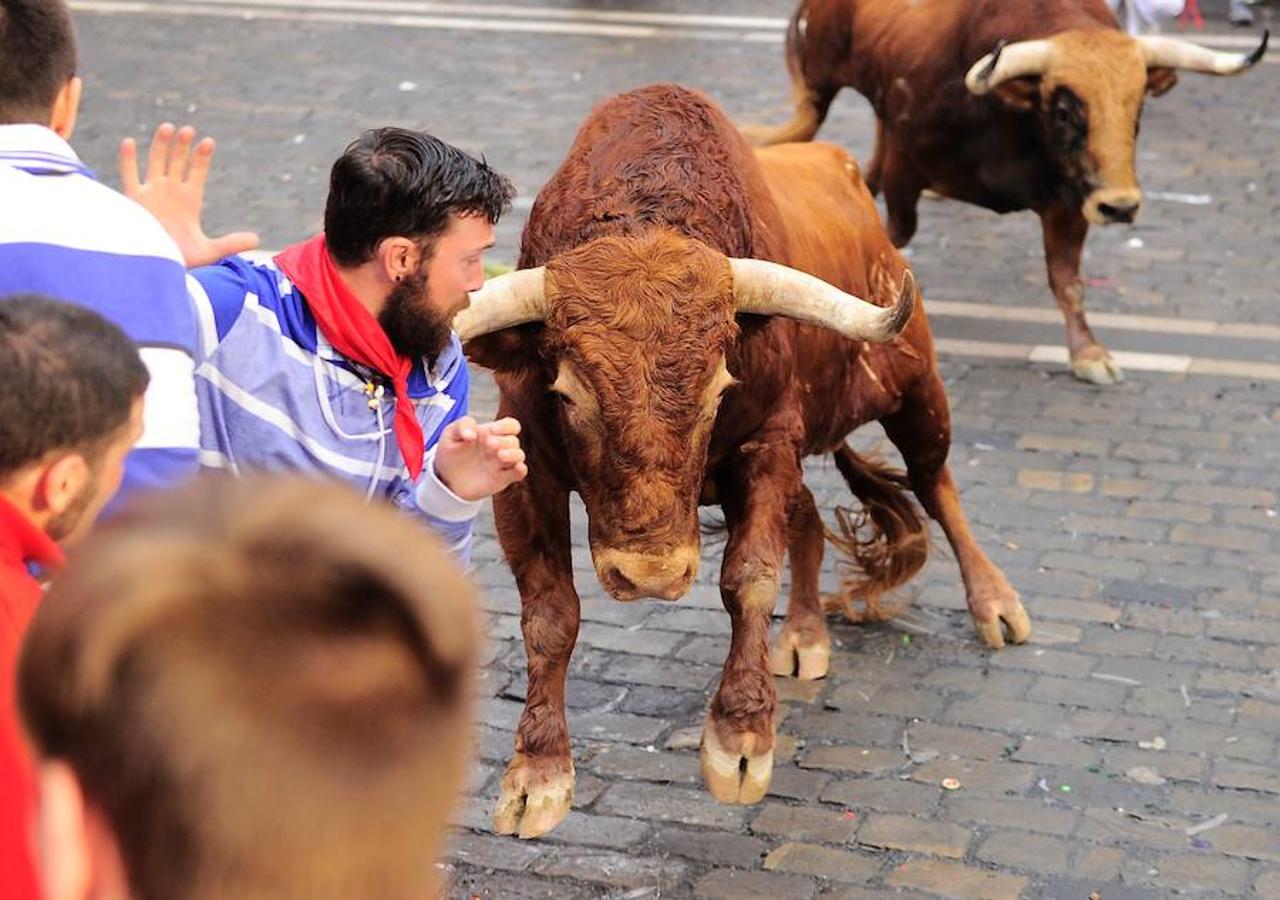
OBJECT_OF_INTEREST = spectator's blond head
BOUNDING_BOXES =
[19,475,479,900]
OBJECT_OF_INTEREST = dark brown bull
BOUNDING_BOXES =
[746,0,1268,384]
[456,84,1030,839]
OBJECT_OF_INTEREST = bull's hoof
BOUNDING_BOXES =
[700,715,774,804]
[1070,346,1124,385]
[971,595,1032,649]
[492,752,574,839]
[768,621,831,680]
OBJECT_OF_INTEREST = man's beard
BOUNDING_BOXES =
[378,270,454,370]
[47,469,98,542]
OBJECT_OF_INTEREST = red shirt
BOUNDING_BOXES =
[0,495,63,900]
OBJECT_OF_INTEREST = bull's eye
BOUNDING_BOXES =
[550,388,574,408]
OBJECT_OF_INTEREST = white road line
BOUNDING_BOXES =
[68,0,1280,57]
[926,299,1280,343]
[936,338,1280,381]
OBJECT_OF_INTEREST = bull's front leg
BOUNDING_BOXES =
[1040,202,1122,385]
[491,470,580,839]
[702,442,797,804]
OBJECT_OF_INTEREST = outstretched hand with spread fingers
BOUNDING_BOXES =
[120,122,260,268]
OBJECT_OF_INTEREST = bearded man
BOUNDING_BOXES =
[174,128,526,565]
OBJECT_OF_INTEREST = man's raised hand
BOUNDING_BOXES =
[433,416,528,502]
[120,123,260,268]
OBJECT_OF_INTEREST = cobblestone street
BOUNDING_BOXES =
[70,2,1280,896]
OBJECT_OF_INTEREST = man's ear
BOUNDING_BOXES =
[990,76,1040,112]
[49,77,82,141]
[36,762,92,900]
[1146,67,1178,97]
[376,236,420,284]
[35,453,89,520]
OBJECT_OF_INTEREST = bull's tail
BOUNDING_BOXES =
[822,442,929,623]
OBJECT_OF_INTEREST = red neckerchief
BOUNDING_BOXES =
[275,236,425,480]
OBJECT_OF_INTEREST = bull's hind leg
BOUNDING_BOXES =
[879,140,928,248]
[492,473,580,839]
[769,484,832,680]
[701,442,797,804]
[1041,202,1122,385]
[882,378,1032,648]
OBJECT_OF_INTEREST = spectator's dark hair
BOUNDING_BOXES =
[324,127,515,267]
[0,294,148,478]
[0,0,77,124]
[20,475,479,900]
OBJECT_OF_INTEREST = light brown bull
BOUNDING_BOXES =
[458,84,1030,839]
[746,0,1268,384]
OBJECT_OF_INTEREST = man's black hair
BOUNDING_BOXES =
[0,294,148,477]
[0,0,77,124]
[324,128,516,267]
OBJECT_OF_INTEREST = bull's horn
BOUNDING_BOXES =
[730,259,915,343]
[1138,29,1269,75]
[965,39,1054,94]
[453,266,548,341]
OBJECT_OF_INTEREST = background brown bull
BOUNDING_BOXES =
[746,0,1268,384]
[458,84,1030,840]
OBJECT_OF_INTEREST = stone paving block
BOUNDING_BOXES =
[584,746,701,784]
[767,765,832,802]
[446,871,600,900]
[943,697,1072,734]
[596,782,748,830]
[751,802,862,844]
[1121,852,1251,895]
[784,711,902,746]
[1040,551,1146,580]
[1210,825,1280,864]
[861,686,947,719]
[1101,477,1172,499]
[1104,747,1206,784]
[906,723,1015,761]
[1156,634,1255,669]
[599,655,718,691]
[448,832,546,873]
[1167,721,1276,764]
[819,888,931,900]
[1011,735,1102,768]
[1026,596,1124,624]
[856,813,970,858]
[886,859,1029,900]
[620,685,708,718]
[941,796,1079,836]
[920,666,1033,698]
[976,830,1071,875]
[1076,806,1191,852]
[532,848,690,891]
[693,868,818,900]
[1073,844,1126,882]
[1170,523,1270,553]
[820,777,938,816]
[573,711,670,746]
[908,758,1037,795]
[1017,469,1096,492]
[676,635,730,666]
[540,811,652,851]
[798,746,905,776]
[1017,433,1109,456]
[763,842,881,882]
[578,623,689,657]
[1255,870,1280,898]
[988,646,1097,678]
[1027,674,1129,709]
[776,676,826,704]
[650,825,769,869]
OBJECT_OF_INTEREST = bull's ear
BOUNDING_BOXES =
[1146,67,1178,97]
[990,76,1040,111]
[463,326,544,374]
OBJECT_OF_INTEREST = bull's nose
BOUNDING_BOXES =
[1097,198,1140,224]
[1084,189,1142,226]
[595,547,700,601]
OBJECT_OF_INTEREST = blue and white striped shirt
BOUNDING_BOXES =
[0,125,200,507]
[187,255,481,565]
